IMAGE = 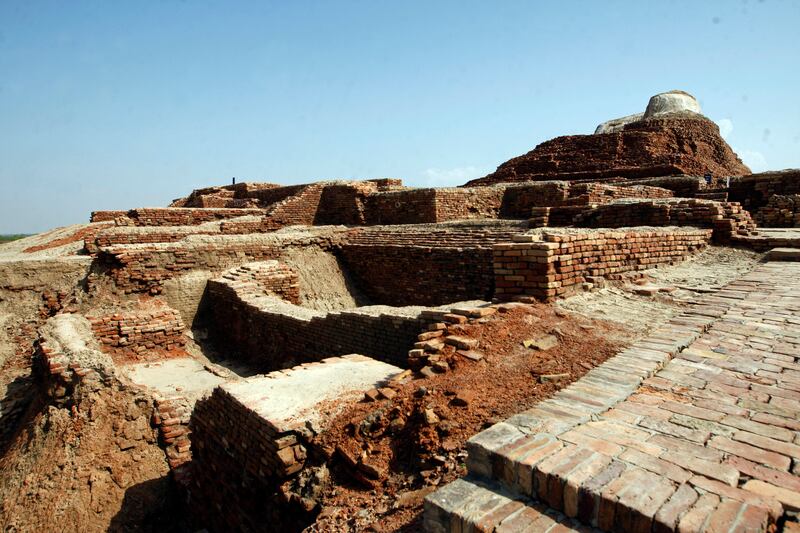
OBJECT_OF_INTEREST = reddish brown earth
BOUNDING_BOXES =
[465,116,750,187]
[22,223,113,253]
[306,304,630,532]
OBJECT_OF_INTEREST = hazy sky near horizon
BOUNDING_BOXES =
[1,1,798,233]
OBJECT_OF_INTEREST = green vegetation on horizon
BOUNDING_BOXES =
[0,234,31,243]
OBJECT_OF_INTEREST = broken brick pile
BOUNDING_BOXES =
[206,263,429,370]
[87,309,186,363]
[426,261,800,533]
[755,194,800,228]
[406,306,496,375]
[494,228,712,301]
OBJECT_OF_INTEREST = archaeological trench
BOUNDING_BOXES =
[2,91,800,533]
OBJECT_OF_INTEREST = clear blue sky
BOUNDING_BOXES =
[1,1,798,234]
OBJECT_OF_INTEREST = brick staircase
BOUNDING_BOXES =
[425,262,800,532]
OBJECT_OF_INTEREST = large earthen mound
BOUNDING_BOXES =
[467,93,750,187]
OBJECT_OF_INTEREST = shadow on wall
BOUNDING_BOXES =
[107,475,187,533]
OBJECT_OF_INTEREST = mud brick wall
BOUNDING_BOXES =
[563,183,673,205]
[206,277,426,369]
[94,234,339,294]
[87,309,186,362]
[530,199,754,243]
[432,188,505,220]
[494,228,712,301]
[86,226,223,253]
[315,182,380,225]
[754,194,800,227]
[337,244,495,306]
[498,182,571,218]
[123,207,267,226]
[364,189,439,224]
[728,170,800,211]
[614,175,707,198]
[188,384,310,532]
[90,210,128,222]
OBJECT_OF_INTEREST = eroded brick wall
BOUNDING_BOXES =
[91,208,265,226]
[335,224,527,305]
[494,228,712,301]
[728,170,800,212]
[87,309,186,363]
[90,210,128,222]
[754,194,800,227]
[189,381,311,531]
[529,199,754,243]
[206,275,427,369]
[338,245,495,306]
[93,235,340,294]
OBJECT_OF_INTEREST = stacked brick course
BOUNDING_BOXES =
[152,397,193,470]
[87,309,187,363]
[337,223,525,305]
[206,266,428,369]
[754,194,800,227]
[494,228,712,301]
[529,198,755,243]
[90,207,265,226]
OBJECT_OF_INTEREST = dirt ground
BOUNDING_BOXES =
[303,304,629,532]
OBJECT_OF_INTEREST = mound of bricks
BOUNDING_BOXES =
[426,261,800,532]
[494,228,712,301]
[755,194,800,228]
[87,308,186,363]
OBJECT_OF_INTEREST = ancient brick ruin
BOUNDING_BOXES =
[2,91,800,533]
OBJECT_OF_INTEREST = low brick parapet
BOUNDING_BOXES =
[493,228,712,301]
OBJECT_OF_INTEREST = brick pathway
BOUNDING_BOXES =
[426,261,800,532]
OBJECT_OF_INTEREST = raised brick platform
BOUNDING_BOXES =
[426,261,800,532]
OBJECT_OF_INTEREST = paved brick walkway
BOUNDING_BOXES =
[426,261,800,532]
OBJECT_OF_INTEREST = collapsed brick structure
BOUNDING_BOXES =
[9,90,800,533]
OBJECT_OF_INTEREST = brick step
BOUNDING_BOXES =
[425,477,598,533]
